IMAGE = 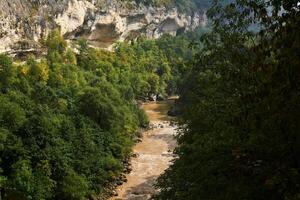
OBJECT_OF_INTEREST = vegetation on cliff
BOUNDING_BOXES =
[130,0,233,12]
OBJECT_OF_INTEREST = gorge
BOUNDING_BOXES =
[0,1,298,200]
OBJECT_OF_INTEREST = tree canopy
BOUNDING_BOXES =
[0,24,200,199]
[154,0,300,199]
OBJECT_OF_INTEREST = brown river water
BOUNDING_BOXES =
[111,100,177,200]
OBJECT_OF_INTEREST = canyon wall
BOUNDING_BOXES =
[0,0,207,53]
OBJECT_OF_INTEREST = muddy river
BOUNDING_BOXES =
[111,100,177,200]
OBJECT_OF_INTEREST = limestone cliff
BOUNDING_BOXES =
[0,0,207,54]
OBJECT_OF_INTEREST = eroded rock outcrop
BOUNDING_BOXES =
[0,0,207,53]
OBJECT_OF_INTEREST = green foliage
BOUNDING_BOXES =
[0,23,205,199]
[0,96,26,131]
[155,0,300,200]
[0,29,158,199]
[114,32,202,97]
[0,54,15,91]
[0,17,213,200]
[61,170,89,200]
[45,29,67,54]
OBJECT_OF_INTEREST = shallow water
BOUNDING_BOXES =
[111,100,177,200]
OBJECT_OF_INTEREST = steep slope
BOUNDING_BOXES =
[0,0,207,54]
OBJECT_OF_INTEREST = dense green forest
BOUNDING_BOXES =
[0,26,200,199]
[1,0,299,199]
[155,0,300,199]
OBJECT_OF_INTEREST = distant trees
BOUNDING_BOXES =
[114,34,200,98]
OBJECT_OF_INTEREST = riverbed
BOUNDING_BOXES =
[111,100,177,200]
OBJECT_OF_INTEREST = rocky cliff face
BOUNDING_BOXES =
[0,0,207,54]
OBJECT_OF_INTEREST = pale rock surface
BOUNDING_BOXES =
[0,0,207,54]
